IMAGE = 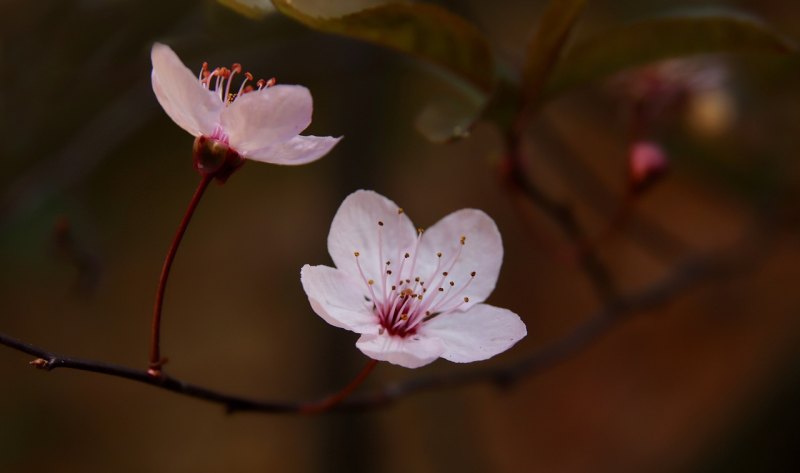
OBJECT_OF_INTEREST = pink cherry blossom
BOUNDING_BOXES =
[151,43,340,167]
[301,190,527,368]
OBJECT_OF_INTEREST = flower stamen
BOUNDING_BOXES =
[354,251,379,305]
[196,61,274,105]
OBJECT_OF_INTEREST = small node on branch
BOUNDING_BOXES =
[29,358,50,370]
[147,357,168,378]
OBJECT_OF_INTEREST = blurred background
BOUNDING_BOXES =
[1,0,800,471]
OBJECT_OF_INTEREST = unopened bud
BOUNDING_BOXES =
[629,141,668,194]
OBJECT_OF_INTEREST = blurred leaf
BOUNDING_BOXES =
[270,0,390,18]
[217,0,276,19]
[546,9,798,97]
[523,0,587,102]
[271,0,495,143]
[271,0,495,93]
[415,95,483,143]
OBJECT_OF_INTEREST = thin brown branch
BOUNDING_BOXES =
[0,252,734,415]
[503,130,619,303]
[343,252,736,410]
[532,118,689,262]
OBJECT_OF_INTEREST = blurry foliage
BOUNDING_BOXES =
[546,9,797,98]
[232,0,798,144]
[522,0,587,103]
[217,0,275,19]
[269,0,494,142]
[271,0,494,92]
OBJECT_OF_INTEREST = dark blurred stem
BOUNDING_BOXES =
[300,359,379,414]
[502,127,618,303]
[149,174,213,377]
[532,119,688,262]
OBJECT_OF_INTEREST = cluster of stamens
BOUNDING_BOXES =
[353,209,476,338]
[198,62,276,105]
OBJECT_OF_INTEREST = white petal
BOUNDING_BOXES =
[151,43,222,137]
[242,135,341,165]
[422,304,526,363]
[356,333,445,368]
[416,209,503,309]
[221,84,312,153]
[327,190,417,287]
[300,265,377,334]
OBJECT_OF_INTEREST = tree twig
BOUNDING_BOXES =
[0,253,733,415]
[503,129,619,303]
[532,117,689,262]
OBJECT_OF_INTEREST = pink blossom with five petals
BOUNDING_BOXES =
[151,42,340,167]
[301,190,527,368]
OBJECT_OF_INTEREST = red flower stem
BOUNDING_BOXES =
[301,359,379,414]
[148,174,213,376]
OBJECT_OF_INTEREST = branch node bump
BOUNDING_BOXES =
[29,358,51,370]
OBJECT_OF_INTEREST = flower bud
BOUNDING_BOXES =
[629,141,668,194]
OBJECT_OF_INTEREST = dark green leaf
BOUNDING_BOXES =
[271,1,494,142]
[271,0,495,94]
[415,95,483,143]
[217,0,275,19]
[522,0,587,102]
[546,9,798,97]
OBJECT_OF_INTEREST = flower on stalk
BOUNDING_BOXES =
[151,43,340,181]
[301,190,527,368]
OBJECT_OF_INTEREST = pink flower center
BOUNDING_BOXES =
[197,61,275,105]
[353,210,476,338]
